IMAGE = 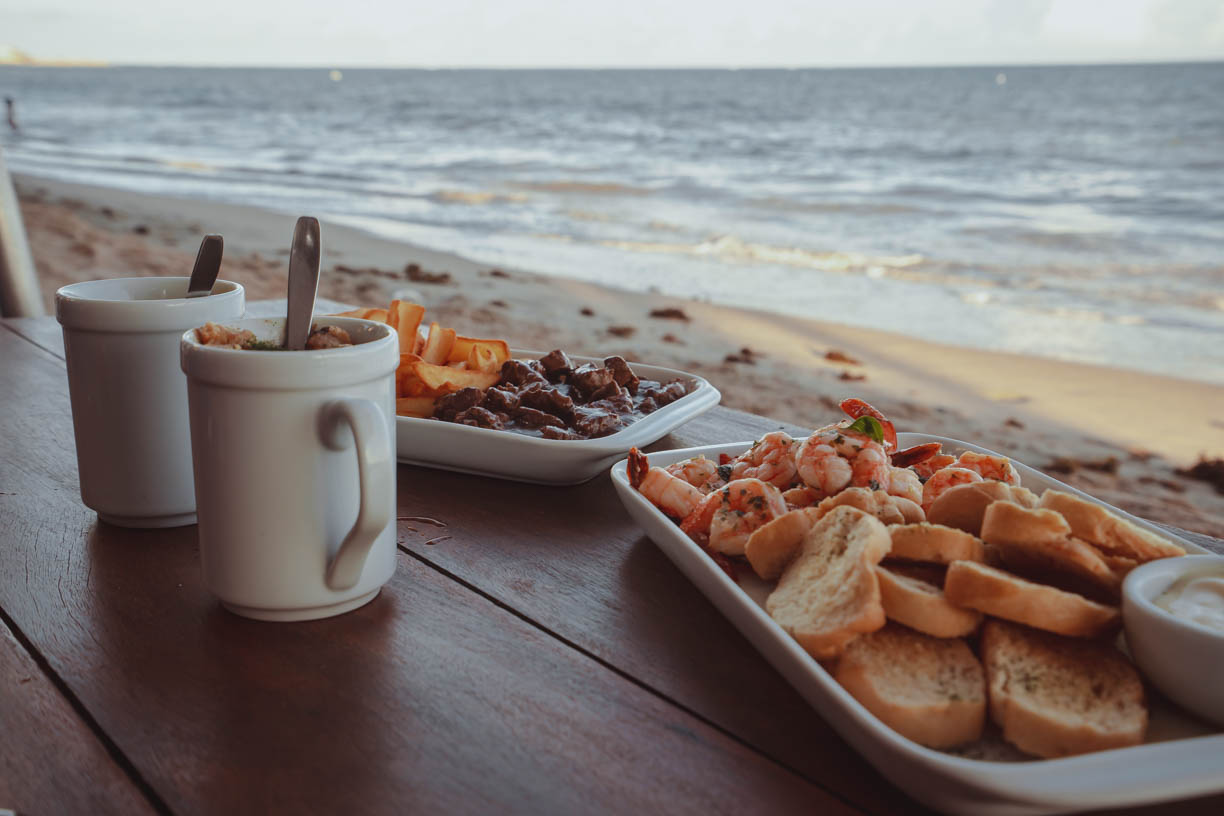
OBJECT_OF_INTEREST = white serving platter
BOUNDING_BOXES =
[610,432,1224,815]
[396,351,720,484]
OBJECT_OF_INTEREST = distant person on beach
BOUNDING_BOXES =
[5,97,16,131]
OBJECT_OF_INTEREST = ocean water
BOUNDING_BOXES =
[2,64,1222,382]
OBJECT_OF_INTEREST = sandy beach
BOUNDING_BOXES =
[14,173,1224,536]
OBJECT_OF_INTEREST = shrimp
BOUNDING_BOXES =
[921,466,983,511]
[628,448,705,519]
[795,424,890,498]
[953,451,1021,486]
[681,478,788,555]
[913,453,955,480]
[665,455,721,490]
[729,432,798,489]
[840,398,898,453]
[886,466,923,505]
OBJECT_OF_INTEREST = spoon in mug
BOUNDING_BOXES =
[185,234,224,298]
[284,217,321,350]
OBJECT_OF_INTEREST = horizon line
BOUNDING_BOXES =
[3,57,1222,71]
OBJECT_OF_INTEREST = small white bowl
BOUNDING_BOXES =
[1123,554,1224,726]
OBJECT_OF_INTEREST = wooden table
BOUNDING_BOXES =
[2,310,1221,816]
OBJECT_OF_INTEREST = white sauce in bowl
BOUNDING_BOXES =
[1155,571,1224,632]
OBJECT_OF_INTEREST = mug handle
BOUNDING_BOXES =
[319,397,393,591]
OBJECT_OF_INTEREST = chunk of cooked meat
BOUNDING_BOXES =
[434,387,483,421]
[453,406,506,429]
[196,322,255,348]
[518,383,575,420]
[603,356,640,394]
[500,359,548,388]
[539,349,575,382]
[305,325,354,350]
[568,364,617,401]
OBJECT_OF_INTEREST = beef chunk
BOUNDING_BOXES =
[567,363,616,401]
[637,396,657,414]
[603,356,639,394]
[434,387,483,420]
[500,359,548,388]
[481,386,520,413]
[540,426,584,440]
[585,379,624,403]
[587,393,634,416]
[512,406,566,429]
[453,406,504,429]
[641,381,688,409]
[573,407,625,438]
[539,349,574,382]
[518,383,575,420]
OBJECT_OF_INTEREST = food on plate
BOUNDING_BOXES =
[1038,490,1185,561]
[834,623,986,749]
[926,480,1039,535]
[195,321,353,350]
[875,566,982,638]
[887,522,985,565]
[981,501,1123,600]
[625,397,1190,758]
[981,620,1147,757]
[944,560,1121,638]
[764,506,890,660]
[333,300,691,439]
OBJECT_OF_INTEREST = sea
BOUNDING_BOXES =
[2,64,1222,383]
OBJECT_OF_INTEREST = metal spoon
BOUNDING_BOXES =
[185,234,224,298]
[284,217,321,350]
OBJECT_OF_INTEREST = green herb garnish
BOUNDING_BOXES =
[243,339,287,351]
[844,415,884,444]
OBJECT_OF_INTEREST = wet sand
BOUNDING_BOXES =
[15,173,1224,536]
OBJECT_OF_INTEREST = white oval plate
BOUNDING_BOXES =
[396,351,720,484]
[611,433,1224,816]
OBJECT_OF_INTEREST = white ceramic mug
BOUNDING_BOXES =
[56,277,246,528]
[180,316,399,621]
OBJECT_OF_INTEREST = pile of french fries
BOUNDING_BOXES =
[334,300,510,418]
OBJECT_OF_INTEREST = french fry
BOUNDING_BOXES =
[448,336,510,366]
[405,360,500,392]
[388,300,426,355]
[420,322,457,365]
[395,396,437,418]
[331,307,389,322]
[466,343,501,375]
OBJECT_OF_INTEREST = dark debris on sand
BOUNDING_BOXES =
[607,325,636,337]
[824,349,860,365]
[405,263,452,284]
[1177,457,1224,495]
[649,307,690,321]
[1046,456,1120,476]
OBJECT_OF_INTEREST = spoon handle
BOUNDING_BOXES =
[186,234,224,298]
[284,217,321,350]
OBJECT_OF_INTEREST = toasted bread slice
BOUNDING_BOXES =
[766,506,890,660]
[927,481,1038,536]
[880,560,947,587]
[816,487,924,526]
[888,522,985,565]
[745,508,821,580]
[981,502,1121,599]
[943,561,1120,638]
[834,623,985,748]
[875,566,982,638]
[1037,490,1184,562]
[981,620,1146,757]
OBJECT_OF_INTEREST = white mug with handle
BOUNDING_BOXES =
[180,315,399,621]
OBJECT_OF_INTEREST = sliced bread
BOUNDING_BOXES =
[980,501,1121,599]
[927,481,1039,536]
[875,565,982,638]
[888,522,985,565]
[815,487,925,526]
[1038,490,1184,561]
[981,619,1147,757]
[766,506,890,660]
[834,623,986,748]
[943,560,1120,638]
[745,507,821,580]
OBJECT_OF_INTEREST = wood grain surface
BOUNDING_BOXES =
[0,620,157,816]
[2,312,1222,816]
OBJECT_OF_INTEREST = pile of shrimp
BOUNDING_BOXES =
[628,398,1020,561]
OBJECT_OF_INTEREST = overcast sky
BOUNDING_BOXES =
[4,0,1223,67]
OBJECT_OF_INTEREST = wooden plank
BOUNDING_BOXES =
[0,325,859,815]
[0,619,157,816]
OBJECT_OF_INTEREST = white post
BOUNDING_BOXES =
[0,146,43,317]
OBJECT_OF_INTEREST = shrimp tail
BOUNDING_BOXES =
[840,397,898,452]
[892,442,942,468]
[628,447,649,490]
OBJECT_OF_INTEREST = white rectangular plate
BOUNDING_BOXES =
[396,351,719,484]
[611,433,1224,815]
